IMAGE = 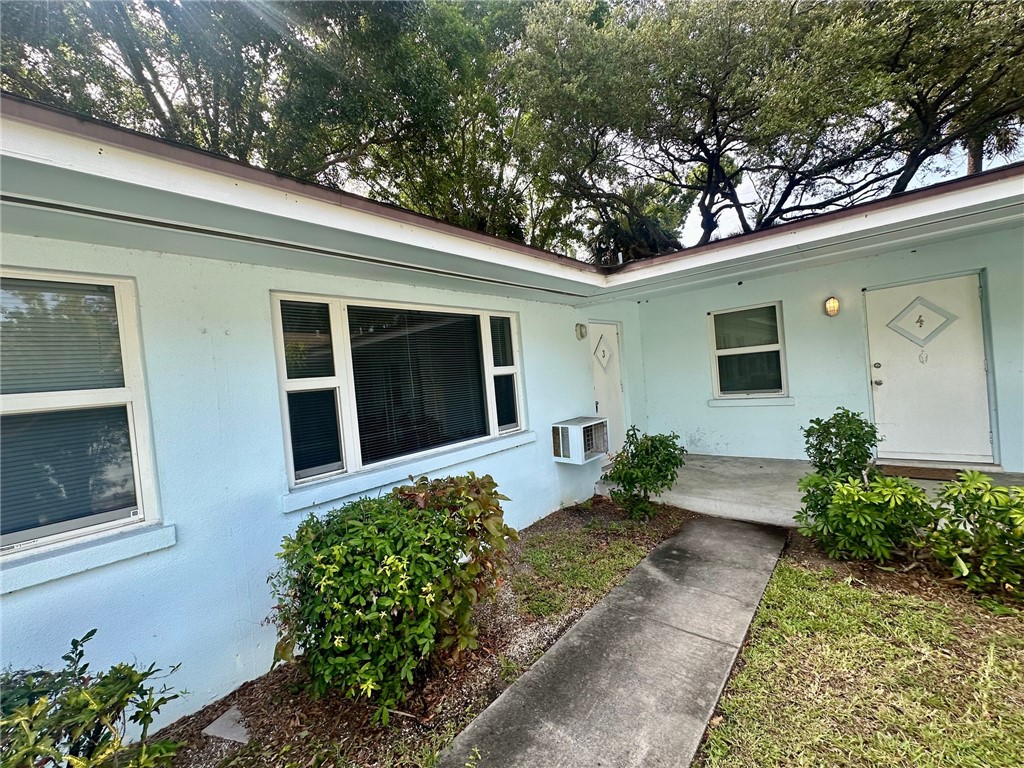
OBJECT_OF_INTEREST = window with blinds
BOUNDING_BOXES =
[1,275,151,551]
[274,296,523,483]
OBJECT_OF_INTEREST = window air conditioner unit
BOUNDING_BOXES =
[552,416,609,465]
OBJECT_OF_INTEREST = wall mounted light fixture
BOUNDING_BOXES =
[575,323,588,340]
[824,296,840,317]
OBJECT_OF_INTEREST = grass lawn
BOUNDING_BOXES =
[700,561,1024,768]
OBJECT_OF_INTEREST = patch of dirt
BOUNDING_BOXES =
[158,497,696,768]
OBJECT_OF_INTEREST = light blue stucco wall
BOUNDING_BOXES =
[633,225,1024,470]
[0,233,610,725]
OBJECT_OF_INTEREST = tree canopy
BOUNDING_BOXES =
[2,0,1022,263]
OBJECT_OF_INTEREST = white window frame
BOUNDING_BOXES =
[272,293,525,487]
[485,316,522,435]
[0,268,158,554]
[708,301,789,399]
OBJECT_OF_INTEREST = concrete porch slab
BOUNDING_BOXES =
[599,454,809,528]
[438,516,786,768]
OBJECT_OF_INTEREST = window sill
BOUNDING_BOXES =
[707,397,795,407]
[283,430,538,515]
[1,523,176,595]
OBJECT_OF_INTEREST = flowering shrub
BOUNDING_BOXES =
[269,474,515,722]
[0,631,180,768]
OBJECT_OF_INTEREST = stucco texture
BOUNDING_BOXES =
[633,226,1024,470]
[0,233,611,724]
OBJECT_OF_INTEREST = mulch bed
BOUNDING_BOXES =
[157,497,695,768]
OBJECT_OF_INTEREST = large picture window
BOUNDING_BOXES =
[709,302,788,398]
[273,295,523,484]
[0,273,154,552]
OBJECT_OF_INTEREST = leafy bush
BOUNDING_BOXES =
[796,473,932,561]
[269,473,516,722]
[602,427,687,520]
[390,473,518,654]
[802,407,880,476]
[0,630,180,768]
[925,471,1024,596]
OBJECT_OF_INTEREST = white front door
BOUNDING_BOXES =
[589,322,626,454]
[865,274,993,463]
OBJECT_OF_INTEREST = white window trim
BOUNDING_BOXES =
[0,268,160,555]
[272,292,526,488]
[708,300,789,399]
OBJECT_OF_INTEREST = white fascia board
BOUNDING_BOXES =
[3,111,1021,299]
[604,174,1024,291]
[0,114,605,289]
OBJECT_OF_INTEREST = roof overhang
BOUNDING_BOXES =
[2,95,1022,306]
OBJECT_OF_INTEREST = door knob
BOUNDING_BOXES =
[873,379,883,386]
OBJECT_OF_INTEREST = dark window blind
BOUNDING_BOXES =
[280,301,334,378]
[490,316,514,367]
[1,278,124,394]
[1,406,137,539]
[348,306,487,464]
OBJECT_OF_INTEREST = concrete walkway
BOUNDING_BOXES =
[438,516,786,768]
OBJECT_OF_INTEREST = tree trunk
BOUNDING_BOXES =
[966,137,984,175]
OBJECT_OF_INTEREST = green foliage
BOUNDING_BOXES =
[389,472,519,653]
[269,473,516,722]
[925,471,1024,597]
[796,473,932,562]
[801,407,880,476]
[0,630,180,768]
[4,1,1022,258]
[602,427,686,520]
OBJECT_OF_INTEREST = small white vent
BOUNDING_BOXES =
[551,416,609,465]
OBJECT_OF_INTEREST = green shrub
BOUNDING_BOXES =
[801,407,880,476]
[602,427,687,520]
[390,473,518,654]
[796,473,932,562]
[269,473,516,722]
[0,630,180,768]
[925,471,1024,596]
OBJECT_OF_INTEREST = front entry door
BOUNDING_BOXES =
[589,322,626,455]
[865,274,992,463]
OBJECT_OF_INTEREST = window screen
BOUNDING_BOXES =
[348,306,488,464]
[717,351,783,393]
[710,303,786,397]
[494,374,518,430]
[287,390,343,478]
[280,300,334,379]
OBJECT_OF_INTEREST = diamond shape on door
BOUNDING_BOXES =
[593,334,613,370]
[886,296,958,347]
